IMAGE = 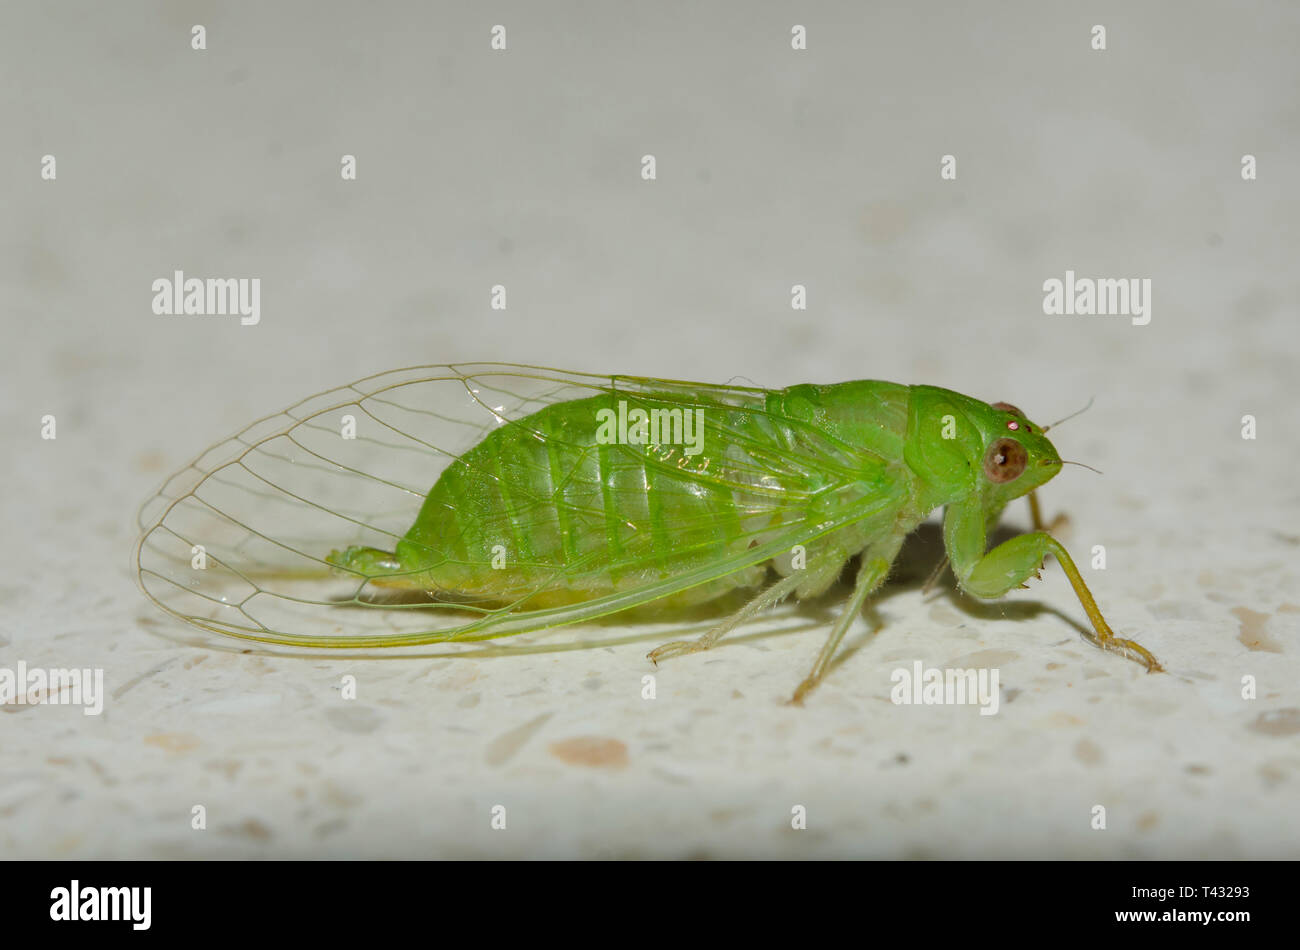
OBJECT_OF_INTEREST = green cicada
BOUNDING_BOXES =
[136,363,1162,702]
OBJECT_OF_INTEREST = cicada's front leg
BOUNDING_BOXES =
[945,499,1163,672]
[924,492,1066,596]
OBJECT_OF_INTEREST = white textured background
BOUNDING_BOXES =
[2,1,1298,858]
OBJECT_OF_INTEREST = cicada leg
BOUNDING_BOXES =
[646,571,804,664]
[789,554,893,705]
[1027,490,1070,536]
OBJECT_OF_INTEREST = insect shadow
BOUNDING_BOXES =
[141,519,1090,666]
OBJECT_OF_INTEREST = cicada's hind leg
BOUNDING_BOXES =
[647,571,804,664]
[328,545,399,576]
[647,541,856,665]
[327,545,437,592]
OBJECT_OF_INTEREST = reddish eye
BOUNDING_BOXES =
[991,401,1023,416]
[983,438,1027,483]
[1007,420,1020,430]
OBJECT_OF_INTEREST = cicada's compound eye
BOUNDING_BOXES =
[983,437,1027,483]
[990,401,1023,416]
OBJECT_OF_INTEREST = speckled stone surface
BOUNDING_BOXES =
[2,1,1298,858]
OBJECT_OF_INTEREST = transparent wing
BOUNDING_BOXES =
[135,363,890,648]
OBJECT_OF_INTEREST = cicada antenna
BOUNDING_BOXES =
[1041,396,1095,433]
